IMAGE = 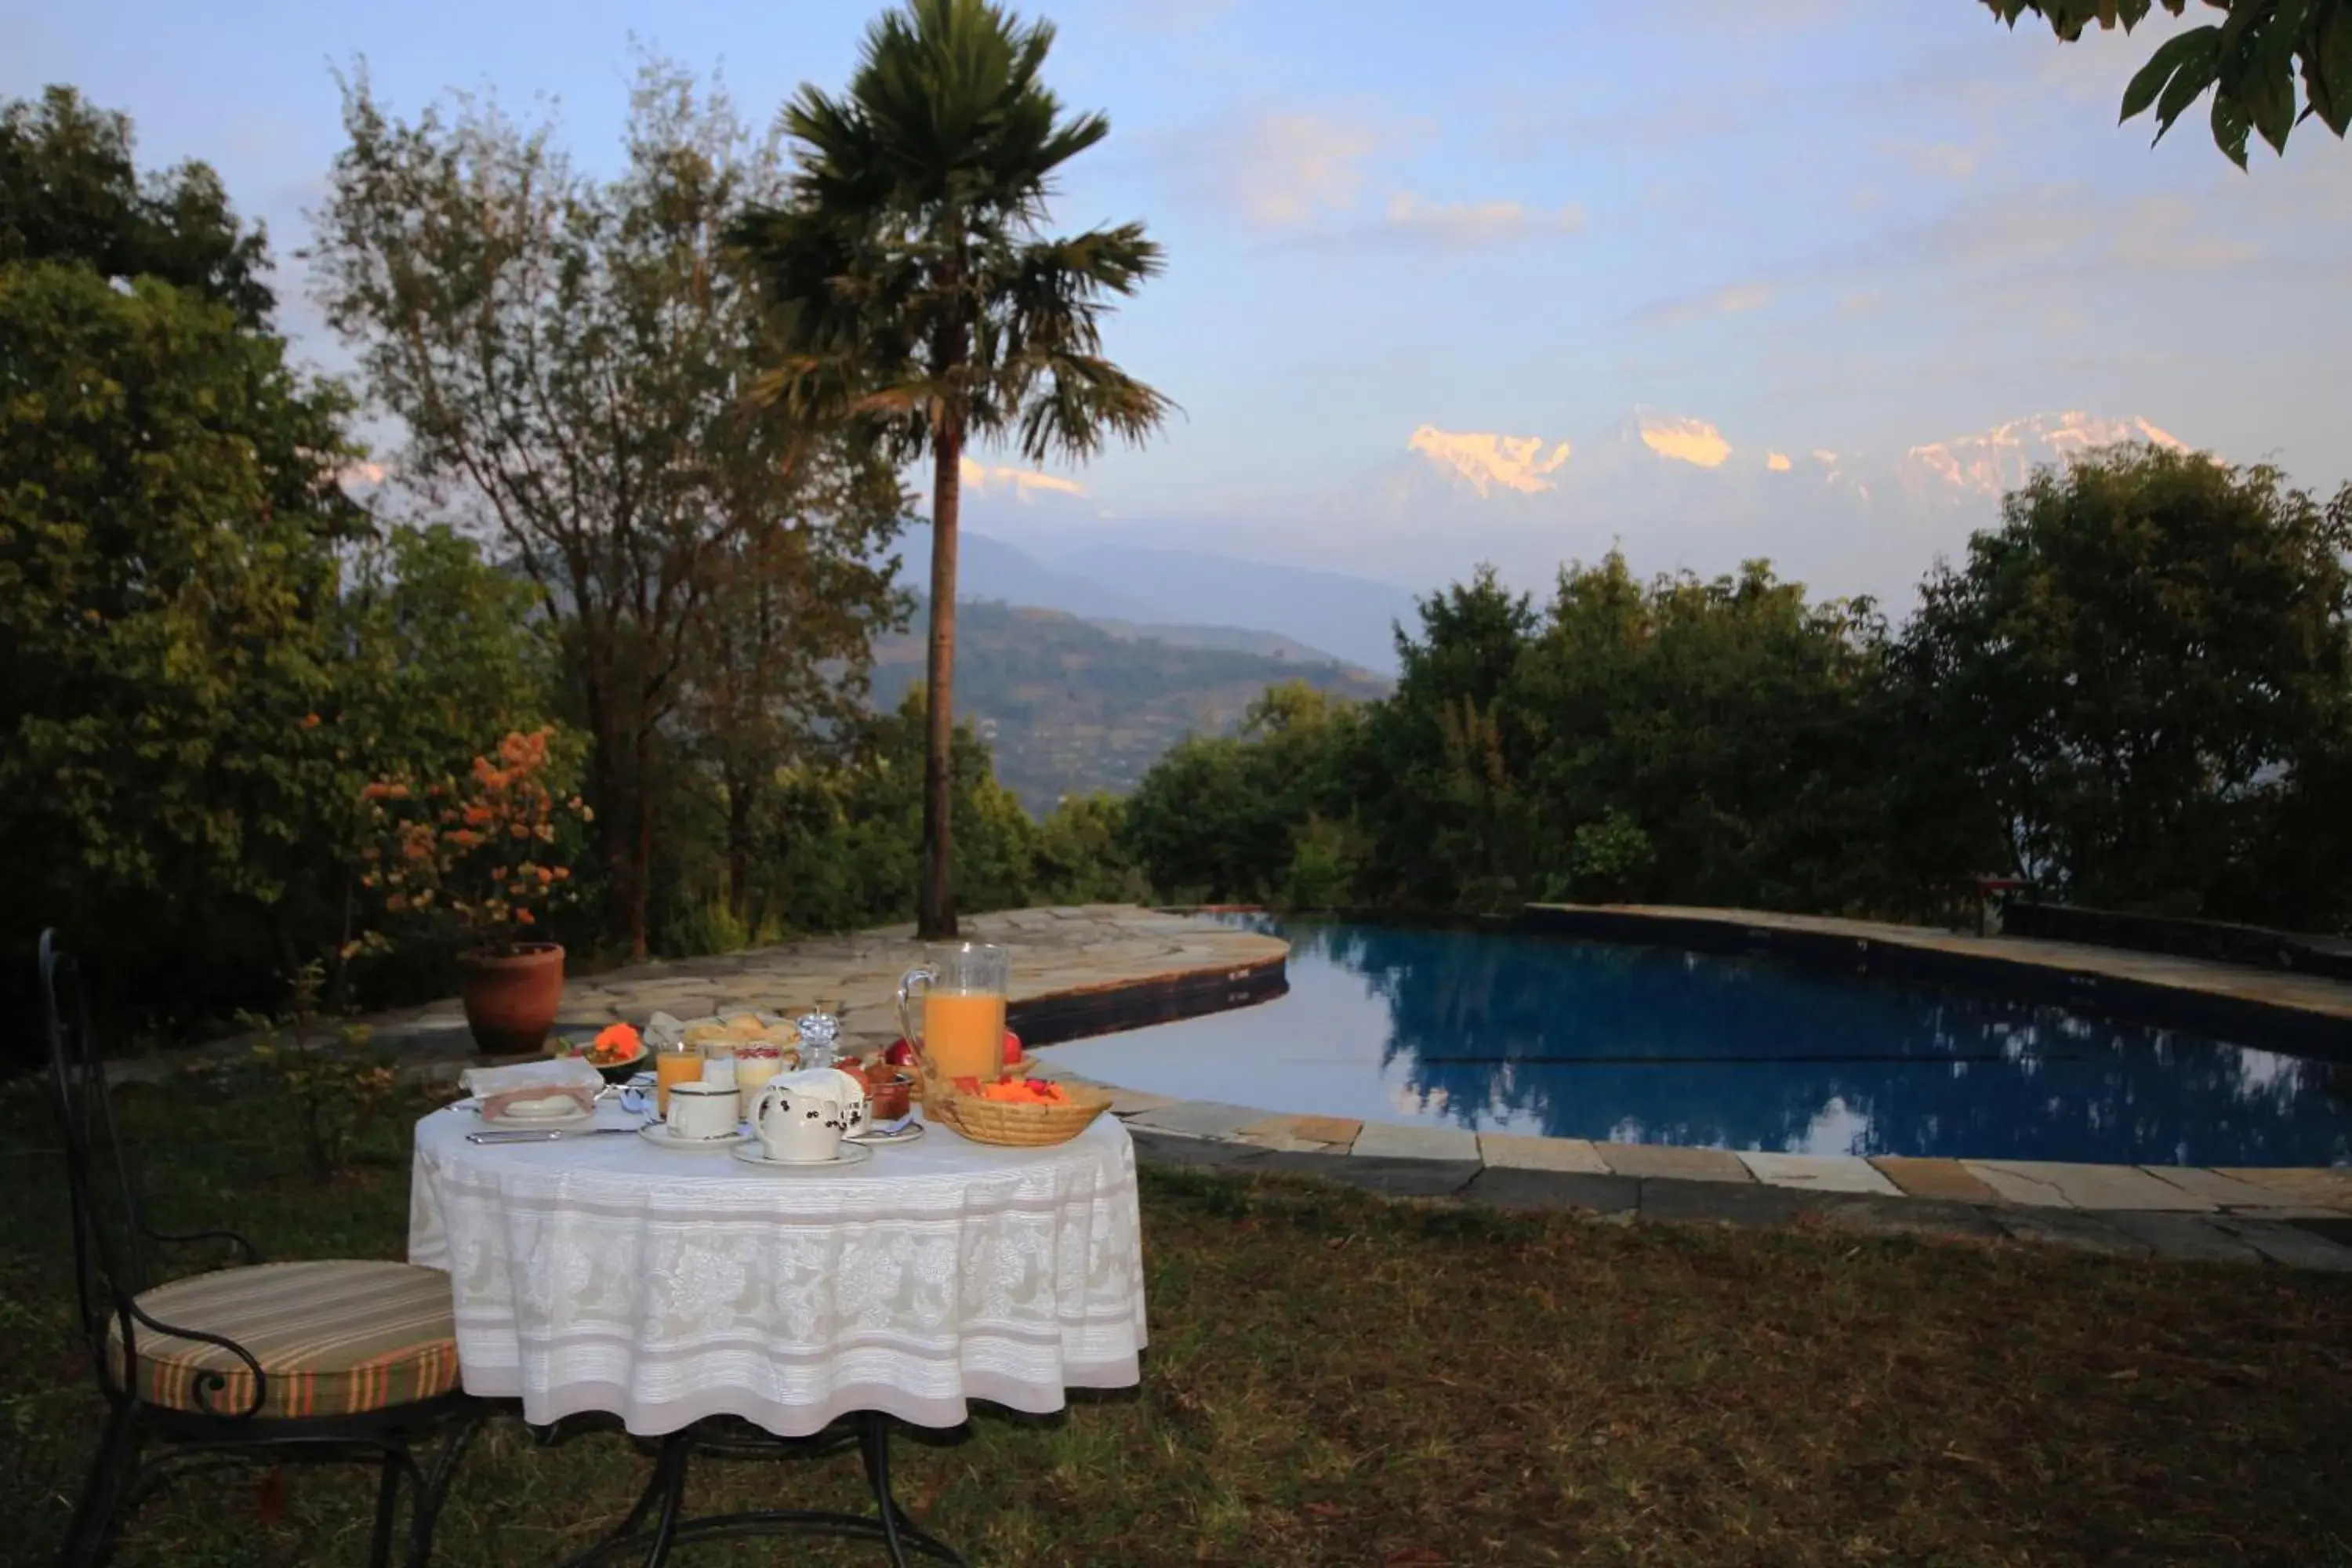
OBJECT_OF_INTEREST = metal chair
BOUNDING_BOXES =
[38,929,487,1566]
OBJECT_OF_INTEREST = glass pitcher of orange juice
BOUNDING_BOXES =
[896,943,1010,1083]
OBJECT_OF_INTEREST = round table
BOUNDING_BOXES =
[408,1100,1147,1564]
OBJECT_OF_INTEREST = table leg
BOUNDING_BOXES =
[636,1436,688,1568]
[554,1413,968,1568]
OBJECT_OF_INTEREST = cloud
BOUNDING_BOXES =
[1860,184,2265,276]
[1588,0,1850,37]
[1077,0,1236,32]
[1381,194,1586,248]
[1491,78,1779,157]
[1190,110,1584,252]
[1628,280,1774,328]
[1670,0,1848,29]
[1879,138,1980,181]
[1218,112,1399,228]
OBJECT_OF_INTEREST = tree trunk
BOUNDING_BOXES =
[724,770,755,932]
[918,427,963,938]
[628,724,655,962]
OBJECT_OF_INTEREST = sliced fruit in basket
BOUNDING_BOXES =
[978,1078,1066,1105]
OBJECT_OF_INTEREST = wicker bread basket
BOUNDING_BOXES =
[915,1056,1112,1148]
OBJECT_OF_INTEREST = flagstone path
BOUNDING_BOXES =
[357,903,1288,1062]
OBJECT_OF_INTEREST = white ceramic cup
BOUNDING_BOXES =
[751,1077,849,1163]
[666,1080,742,1141]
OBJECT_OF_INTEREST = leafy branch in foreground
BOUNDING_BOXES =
[1982,0,2352,165]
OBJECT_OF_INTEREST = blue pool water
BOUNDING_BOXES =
[1045,918,2352,1166]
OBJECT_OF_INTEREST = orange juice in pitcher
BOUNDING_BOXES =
[898,943,1011,1083]
[922,991,1007,1081]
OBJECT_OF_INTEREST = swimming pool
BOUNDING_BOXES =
[1044,917,2352,1166]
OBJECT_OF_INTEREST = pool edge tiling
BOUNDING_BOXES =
[1024,1051,2352,1269]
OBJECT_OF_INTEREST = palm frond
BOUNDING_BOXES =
[731,0,1169,475]
[1007,351,1177,465]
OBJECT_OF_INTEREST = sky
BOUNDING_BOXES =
[9,0,2350,565]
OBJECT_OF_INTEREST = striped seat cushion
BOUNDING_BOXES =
[107,1260,459,1421]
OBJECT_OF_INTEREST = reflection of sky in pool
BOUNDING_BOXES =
[1044,918,2352,1166]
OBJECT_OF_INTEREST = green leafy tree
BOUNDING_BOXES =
[1896,445,2352,921]
[734,0,1173,939]
[685,439,911,930]
[314,57,901,961]
[1512,556,1896,915]
[1033,793,1144,903]
[1360,569,1541,909]
[303,524,560,1000]
[0,258,358,1004]
[1120,682,1367,906]
[3,88,580,1036]
[2,85,274,325]
[763,688,1051,932]
[1983,0,2352,165]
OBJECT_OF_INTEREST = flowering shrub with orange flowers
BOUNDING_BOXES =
[359,727,593,956]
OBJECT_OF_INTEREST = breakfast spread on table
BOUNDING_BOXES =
[456,945,1118,1156]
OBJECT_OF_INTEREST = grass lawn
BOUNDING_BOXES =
[3,1072,2350,1567]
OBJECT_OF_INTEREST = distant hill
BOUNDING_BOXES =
[949,531,1415,674]
[1047,542,1419,674]
[871,600,1390,814]
[954,532,1164,624]
[1083,618,1348,665]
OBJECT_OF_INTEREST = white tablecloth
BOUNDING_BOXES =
[408,1102,1147,1436]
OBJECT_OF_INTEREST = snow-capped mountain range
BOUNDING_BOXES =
[959,408,2194,626]
[1391,409,2180,507]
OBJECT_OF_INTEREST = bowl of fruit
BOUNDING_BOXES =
[912,1036,1110,1149]
[552,1022,650,1083]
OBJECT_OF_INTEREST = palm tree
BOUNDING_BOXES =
[734,0,1171,938]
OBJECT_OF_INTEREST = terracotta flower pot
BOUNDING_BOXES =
[456,942,566,1056]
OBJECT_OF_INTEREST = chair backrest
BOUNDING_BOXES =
[40,931,152,1391]
[41,931,270,1421]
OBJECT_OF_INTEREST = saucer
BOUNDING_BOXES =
[847,1119,924,1146]
[636,1121,752,1152]
[729,1142,872,1171]
[481,1103,595,1131]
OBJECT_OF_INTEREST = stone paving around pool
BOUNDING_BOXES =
[1054,1067,2352,1272]
[114,904,1287,1082]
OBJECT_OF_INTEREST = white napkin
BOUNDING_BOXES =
[460,1057,604,1120]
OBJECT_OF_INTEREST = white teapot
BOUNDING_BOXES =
[750,1069,869,1163]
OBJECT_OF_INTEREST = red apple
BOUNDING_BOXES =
[1002,1029,1023,1065]
[884,1038,915,1066]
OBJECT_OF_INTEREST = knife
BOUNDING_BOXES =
[466,1127,637,1145]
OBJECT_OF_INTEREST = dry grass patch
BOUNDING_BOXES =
[2,1078,2349,1566]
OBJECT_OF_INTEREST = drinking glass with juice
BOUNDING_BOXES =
[896,943,1011,1083]
[654,1040,704,1116]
